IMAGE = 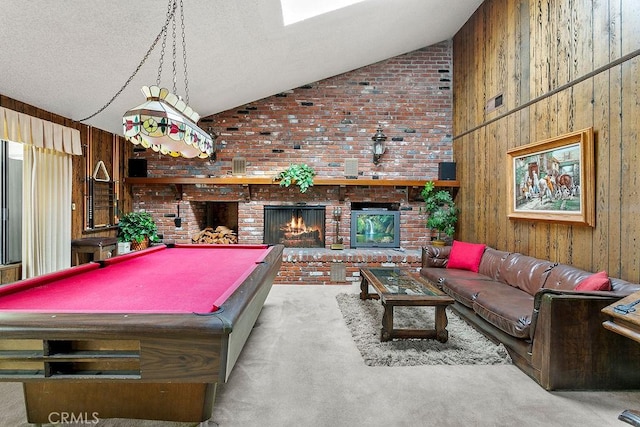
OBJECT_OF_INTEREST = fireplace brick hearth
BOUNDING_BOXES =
[276,248,421,285]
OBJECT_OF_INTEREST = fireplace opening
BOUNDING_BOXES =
[350,202,400,248]
[264,205,325,248]
[191,201,239,244]
[204,202,238,233]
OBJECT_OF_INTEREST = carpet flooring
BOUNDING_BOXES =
[336,293,512,366]
[0,284,638,426]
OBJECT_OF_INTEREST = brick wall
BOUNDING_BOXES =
[135,41,453,180]
[130,41,453,281]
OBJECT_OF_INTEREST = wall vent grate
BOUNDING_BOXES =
[345,159,358,177]
[232,157,246,175]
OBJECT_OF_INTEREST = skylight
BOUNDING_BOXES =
[281,0,367,25]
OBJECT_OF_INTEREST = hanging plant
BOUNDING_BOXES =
[274,163,316,193]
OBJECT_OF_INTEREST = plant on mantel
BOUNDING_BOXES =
[421,181,458,245]
[274,163,316,193]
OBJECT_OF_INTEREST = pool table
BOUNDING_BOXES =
[0,243,283,423]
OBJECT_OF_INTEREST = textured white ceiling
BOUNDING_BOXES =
[0,0,482,136]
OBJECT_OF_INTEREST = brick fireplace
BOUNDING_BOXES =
[130,183,429,284]
[126,41,453,284]
[132,184,429,249]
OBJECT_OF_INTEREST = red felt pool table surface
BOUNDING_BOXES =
[0,243,284,423]
[0,244,271,313]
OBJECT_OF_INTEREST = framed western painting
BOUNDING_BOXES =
[506,127,595,226]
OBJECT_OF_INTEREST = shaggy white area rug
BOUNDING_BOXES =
[336,293,513,366]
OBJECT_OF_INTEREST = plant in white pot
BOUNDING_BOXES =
[421,181,458,245]
[118,211,159,251]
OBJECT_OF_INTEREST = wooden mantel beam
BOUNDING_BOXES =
[124,176,459,188]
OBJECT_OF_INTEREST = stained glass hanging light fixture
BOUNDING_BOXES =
[122,0,214,158]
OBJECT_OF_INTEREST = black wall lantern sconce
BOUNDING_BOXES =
[371,127,387,165]
[207,127,218,162]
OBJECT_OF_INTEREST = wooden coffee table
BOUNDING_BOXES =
[359,267,455,342]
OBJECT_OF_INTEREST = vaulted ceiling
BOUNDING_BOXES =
[0,0,482,136]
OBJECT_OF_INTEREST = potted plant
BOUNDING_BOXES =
[421,181,458,246]
[118,211,159,251]
[274,163,316,193]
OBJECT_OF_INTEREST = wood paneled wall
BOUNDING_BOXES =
[0,95,126,241]
[452,0,640,282]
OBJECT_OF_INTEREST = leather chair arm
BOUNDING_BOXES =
[529,289,637,389]
[421,245,451,269]
[530,288,620,341]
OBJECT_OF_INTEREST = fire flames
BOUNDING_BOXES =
[284,215,319,235]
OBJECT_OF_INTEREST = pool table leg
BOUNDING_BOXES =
[23,381,217,423]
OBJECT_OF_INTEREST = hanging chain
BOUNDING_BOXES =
[77,0,177,122]
[171,6,178,94]
[180,0,190,104]
[156,0,174,86]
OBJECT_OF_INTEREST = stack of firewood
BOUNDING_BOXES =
[191,226,238,244]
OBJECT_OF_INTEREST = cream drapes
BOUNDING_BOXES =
[0,106,82,155]
[22,145,73,278]
[0,106,80,278]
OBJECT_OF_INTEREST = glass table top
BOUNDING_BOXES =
[366,267,439,296]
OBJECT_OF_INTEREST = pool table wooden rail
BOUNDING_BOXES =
[0,298,230,382]
[0,243,284,423]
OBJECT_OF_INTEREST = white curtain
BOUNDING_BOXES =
[0,107,82,155]
[1,106,80,278]
[22,145,73,277]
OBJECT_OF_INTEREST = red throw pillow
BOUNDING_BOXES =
[446,240,486,273]
[575,271,612,291]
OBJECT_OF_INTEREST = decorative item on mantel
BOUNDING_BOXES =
[421,181,458,246]
[120,0,215,158]
[331,206,344,250]
[274,163,316,193]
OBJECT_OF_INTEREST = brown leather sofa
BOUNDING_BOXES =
[421,244,640,390]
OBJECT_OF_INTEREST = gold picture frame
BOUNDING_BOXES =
[506,127,594,226]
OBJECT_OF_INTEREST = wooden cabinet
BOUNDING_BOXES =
[0,263,21,285]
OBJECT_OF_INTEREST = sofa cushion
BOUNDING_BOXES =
[421,266,492,287]
[478,247,511,281]
[472,285,535,339]
[544,263,591,291]
[610,278,640,295]
[575,271,612,291]
[447,241,486,272]
[498,253,555,296]
[441,277,500,308]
